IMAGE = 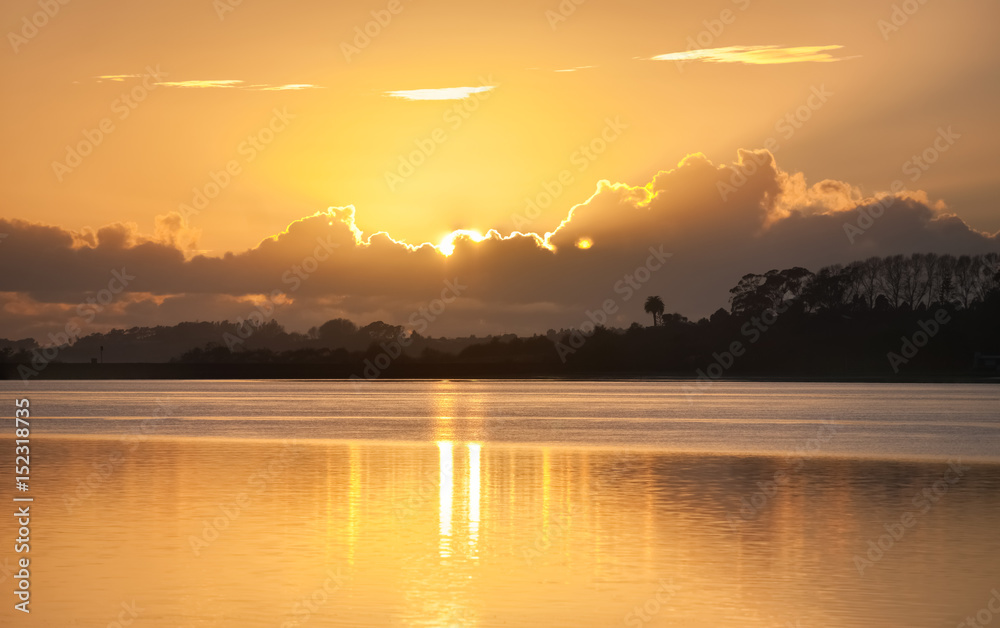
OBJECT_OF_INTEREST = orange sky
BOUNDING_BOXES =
[1,0,999,339]
[2,0,999,255]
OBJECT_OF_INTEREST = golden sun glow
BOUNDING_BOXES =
[437,229,487,256]
[576,238,593,250]
[286,207,553,259]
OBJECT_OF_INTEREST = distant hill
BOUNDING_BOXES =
[4,252,998,381]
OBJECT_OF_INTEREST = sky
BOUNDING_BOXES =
[1,0,999,340]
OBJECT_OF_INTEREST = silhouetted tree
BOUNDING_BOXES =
[5,251,999,379]
[802,265,848,312]
[729,274,768,315]
[644,296,665,326]
[975,252,1000,302]
[317,318,359,349]
[857,257,883,309]
[882,254,907,309]
[359,321,405,345]
[954,255,980,309]
[709,308,731,325]
[918,253,942,308]
[901,254,925,310]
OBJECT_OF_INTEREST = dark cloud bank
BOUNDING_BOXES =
[1,149,997,342]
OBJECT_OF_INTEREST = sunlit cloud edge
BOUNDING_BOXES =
[647,45,856,65]
[384,86,497,101]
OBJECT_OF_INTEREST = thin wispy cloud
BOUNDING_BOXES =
[253,83,321,91]
[95,74,144,82]
[93,77,322,90]
[156,80,323,90]
[648,45,854,65]
[554,65,597,73]
[384,86,497,101]
[155,80,245,88]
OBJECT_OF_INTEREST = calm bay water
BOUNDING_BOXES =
[2,380,999,627]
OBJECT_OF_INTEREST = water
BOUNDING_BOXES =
[2,380,999,627]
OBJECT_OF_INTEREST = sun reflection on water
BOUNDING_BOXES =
[438,441,454,558]
[468,443,481,559]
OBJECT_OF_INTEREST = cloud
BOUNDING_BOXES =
[154,80,246,88]
[94,77,323,90]
[94,74,144,82]
[1,150,996,341]
[649,45,854,65]
[384,86,497,101]
[251,83,324,91]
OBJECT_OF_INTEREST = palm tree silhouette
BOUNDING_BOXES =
[644,295,664,327]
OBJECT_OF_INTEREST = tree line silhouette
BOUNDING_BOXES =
[2,252,998,379]
[726,253,998,317]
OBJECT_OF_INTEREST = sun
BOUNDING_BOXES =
[575,237,593,250]
[437,229,487,256]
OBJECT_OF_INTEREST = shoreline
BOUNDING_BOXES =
[3,362,998,383]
